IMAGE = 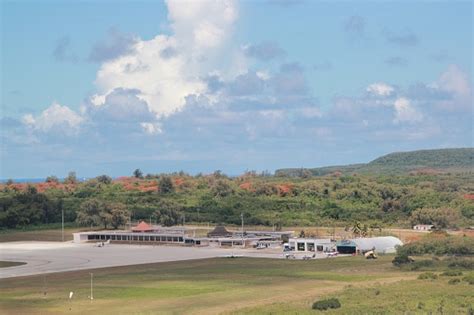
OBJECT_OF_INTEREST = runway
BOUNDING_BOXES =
[0,241,230,279]
[0,241,329,279]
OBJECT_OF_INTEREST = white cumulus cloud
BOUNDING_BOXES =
[393,97,423,124]
[91,0,241,118]
[367,82,394,96]
[22,102,84,134]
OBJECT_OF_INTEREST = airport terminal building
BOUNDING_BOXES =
[73,221,293,248]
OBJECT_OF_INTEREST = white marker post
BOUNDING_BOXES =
[90,273,93,301]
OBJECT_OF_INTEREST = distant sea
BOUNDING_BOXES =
[0,178,90,184]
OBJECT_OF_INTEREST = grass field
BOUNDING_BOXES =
[1,255,472,314]
[0,261,26,268]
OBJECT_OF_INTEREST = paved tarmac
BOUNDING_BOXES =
[0,242,233,279]
[0,242,328,279]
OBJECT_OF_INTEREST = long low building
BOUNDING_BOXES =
[73,222,293,248]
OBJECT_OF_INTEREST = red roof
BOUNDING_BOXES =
[132,221,153,232]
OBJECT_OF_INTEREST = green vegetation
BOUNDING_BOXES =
[0,261,26,268]
[276,148,474,176]
[312,298,341,310]
[2,256,472,314]
[1,148,473,230]
[417,272,438,280]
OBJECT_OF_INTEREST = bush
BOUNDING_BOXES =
[312,298,341,310]
[392,253,414,266]
[441,270,463,276]
[463,275,474,285]
[418,272,438,280]
[447,258,474,270]
[448,278,461,285]
[409,259,434,270]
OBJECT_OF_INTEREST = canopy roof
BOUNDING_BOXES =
[207,225,232,237]
[132,221,153,232]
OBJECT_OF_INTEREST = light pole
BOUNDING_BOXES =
[241,213,244,248]
[61,208,64,242]
[90,273,93,301]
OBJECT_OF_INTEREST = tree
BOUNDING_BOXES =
[211,179,233,198]
[159,176,174,194]
[154,200,182,226]
[76,199,101,228]
[96,175,112,184]
[133,169,143,179]
[410,207,461,229]
[45,176,59,183]
[64,171,77,184]
[109,203,129,229]
[76,199,129,229]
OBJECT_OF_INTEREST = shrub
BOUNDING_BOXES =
[463,275,474,285]
[447,258,474,270]
[392,253,414,266]
[312,298,341,311]
[409,259,434,270]
[441,270,463,276]
[448,278,461,285]
[418,272,438,280]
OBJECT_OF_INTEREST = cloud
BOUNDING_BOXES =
[344,15,365,35]
[243,41,286,60]
[22,102,84,134]
[52,36,78,63]
[384,29,419,47]
[385,56,408,67]
[436,64,471,97]
[406,64,472,112]
[393,97,423,124]
[272,62,308,96]
[140,122,163,135]
[366,83,394,96]
[90,0,241,118]
[227,71,266,96]
[88,28,138,63]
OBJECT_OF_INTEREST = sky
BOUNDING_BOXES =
[1,0,473,179]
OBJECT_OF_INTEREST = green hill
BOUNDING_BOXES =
[275,148,474,176]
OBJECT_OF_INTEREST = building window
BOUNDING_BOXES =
[317,245,323,252]
[297,242,305,251]
[307,243,315,252]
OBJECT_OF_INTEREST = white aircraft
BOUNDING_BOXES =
[95,239,110,247]
[326,252,338,257]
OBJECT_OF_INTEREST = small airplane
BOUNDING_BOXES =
[326,251,338,257]
[95,239,111,247]
[302,253,316,260]
[222,253,244,258]
[284,253,296,259]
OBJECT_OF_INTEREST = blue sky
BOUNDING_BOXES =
[1,0,472,178]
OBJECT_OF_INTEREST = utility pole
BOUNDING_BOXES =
[61,208,64,242]
[90,273,94,301]
[241,213,244,248]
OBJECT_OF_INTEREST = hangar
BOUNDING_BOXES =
[336,236,403,254]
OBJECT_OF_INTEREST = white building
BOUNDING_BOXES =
[288,238,335,252]
[413,224,434,231]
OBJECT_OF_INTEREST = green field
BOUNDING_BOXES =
[0,261,26,268]
[1,256,472,314]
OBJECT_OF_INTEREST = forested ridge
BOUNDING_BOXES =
[276,148,474,177]
[1,167,473,230]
